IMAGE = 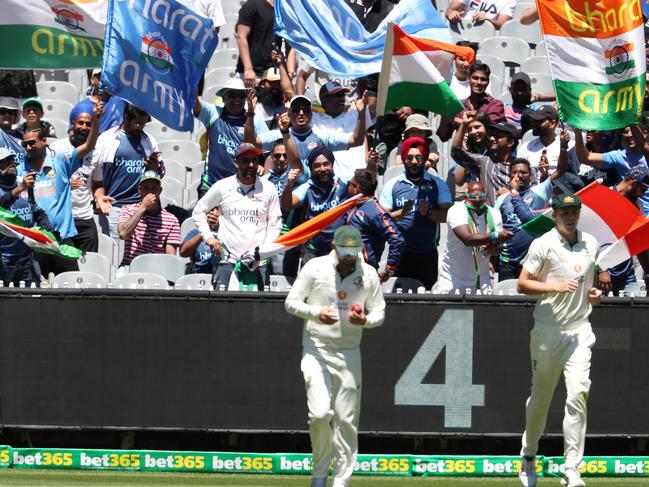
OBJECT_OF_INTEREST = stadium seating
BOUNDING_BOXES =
[219,14,239,49]
[209,48,239,71]
[113,272,169,289]
[36,81,80,105]
[47,118,70,138]
[158,141,203,166]
[180,218,197,240]
[78,252,112,283]
[477,55,506,82]
[489,74,503,98]
[513,1,534,19]
[98,233,119,268]
[41,99,74,122]
[129,254,187,283]
[205,67,237,88]
[479,37,531,68]
[451,20,496,43]
[269,275,295,291]
[520,56,550,76]
[500,19,543,46]
[175,273,213,290]
[52,271,107,289]
[147,120,192,141]
[160,176,184,208]
[163,159,189,186]
[492,279,521,295]
[221,0,243,16]
[527,72,554,93]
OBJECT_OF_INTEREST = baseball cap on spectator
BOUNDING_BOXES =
[22,98,43,110]
[261,68,280,82]
[91,68,102,77]
[289,95,311,108]
[235,142,262,158]
[552,193,582,209]
[216,77,247,97]
[552,173,585,195]
[139,170,162,184]
[307,145,335,167]
[488,122,519,139]
[0,147,16,161]
[510,72,531,87]
[624,165,649,188]
[0,97,20,110]
[404,114,433,136]
[333,225,363,256]
[529,105,559,121]
[319,81,349,101]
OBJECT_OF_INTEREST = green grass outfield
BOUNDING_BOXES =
[0,471,647,486]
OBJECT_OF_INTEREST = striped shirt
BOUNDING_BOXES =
[119,204,181,266]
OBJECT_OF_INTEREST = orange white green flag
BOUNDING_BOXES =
[537,0,646,130]
[376,23,475,117]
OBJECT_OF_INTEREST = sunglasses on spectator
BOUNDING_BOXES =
[0,108,17,116]
[272,152,287,160]
[405,154,424,163]
[237,157,258,164]
[290,105,311,114]
[21,139,41,148]
[226,91,247,99]
[467,192,488,200]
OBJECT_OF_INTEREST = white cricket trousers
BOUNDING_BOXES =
[521,322,596,469]
[301,346,361,487]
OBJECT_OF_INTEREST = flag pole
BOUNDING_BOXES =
[375,22,395,117]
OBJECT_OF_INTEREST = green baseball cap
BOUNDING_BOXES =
[139,170,162,184]
[334,225,362,256]
[22,97,43,110]
[552,193,582,209]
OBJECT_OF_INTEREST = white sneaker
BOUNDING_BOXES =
[519,457,537,487]
[561,468,586,487]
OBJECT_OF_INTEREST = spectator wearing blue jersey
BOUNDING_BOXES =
[0,97,26,167]
[281,146,352,263]
[18,101,103,277]
[574,123,649,216]
[0,148,54,287]
[92,103,163,242]
[345,167,405,282]
[379,137,453,289]
[180,208,220,274]
[193,77,270,193]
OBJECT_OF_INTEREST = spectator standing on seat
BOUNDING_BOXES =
[0,148,54,287]
[19,98,56,138]
[379,137,452,289]
[518,106,574,180]
[51,106,101,252]
[17,102,104,277]
[433,181,511,294]
[345,167,405,282]
[445,0,514,30]
[117,170,181,267]
[92,104,164,242]
[192,142,282,289]
[0,97,27,165]
[236,0,276,87]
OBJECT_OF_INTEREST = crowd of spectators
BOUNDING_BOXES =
[1,0,648,295]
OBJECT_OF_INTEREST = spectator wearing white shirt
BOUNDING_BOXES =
[446,0,515,30]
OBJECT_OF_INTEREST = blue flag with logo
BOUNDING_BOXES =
[101,0,218,131]
[275,0,452,78]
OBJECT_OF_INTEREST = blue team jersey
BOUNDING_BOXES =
[379,172,452,253]
[17,149,82,240]
[293,176,349,253]
[183,229,219,274]
[495,179,553,264]
[103,130,148,206]
[197,102,268,187]
[602,149,649,215]
[0,184,37,260]
[0,129,26,166]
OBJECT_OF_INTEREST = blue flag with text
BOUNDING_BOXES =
[101,0,218,131]
[275,0,451,77]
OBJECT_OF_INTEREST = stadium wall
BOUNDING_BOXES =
[0,290,646,437]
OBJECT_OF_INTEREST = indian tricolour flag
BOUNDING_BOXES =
[0,0,106,69]
[520,182,649,269]
[376,23,474,116]
[537,0,646,130]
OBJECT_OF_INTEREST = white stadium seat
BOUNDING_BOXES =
[527,72,555,93]
[479,37,531,67]
[450,20,496,43]
[52,271,107,289]
[477,55,506,82]
[205,67,237,88]
[492,279,522,295]
[41,99,74,122]
[218,14,239,49]
[163,159,189,186]
[175,274,213,290]
[158,140,202,166]
[113,272,169,289]
[98,233,118,268]
[160,176,185,208]
[46,118,70,138]
[78,252,112,283]
[147,120,191,141]
[129,254,187,283]
[520,56,551,76]
[500,19,543,46]
[269,275,295,292]
[36,81,80,105]
[180,218,197,240]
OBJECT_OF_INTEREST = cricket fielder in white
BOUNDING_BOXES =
[517,193,602,487]
[285,225,385,487]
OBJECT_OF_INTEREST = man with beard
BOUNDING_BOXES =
[503,73,554,133]
[451,111,518,205]
[0,148,54,287]
[281,146,353,263]
[92,104,163,242]
[0,97,26,166]
[18,102,103,277]
[51,105,102,252]
[379,137,452,289]
[518,106,573,180]
[192,143,282,289]
[255,68,285,129]
[194,77,270,193]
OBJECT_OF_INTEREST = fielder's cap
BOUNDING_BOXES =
[510,72,532,87]
[261,67,281,82]
[404,114,433,134]
[289,95,311,107]
[0,147,16,161]
[91,68,102,77]
[215,77,247,97]
[319,81,349,100]
[22,97,43,110]
[235,142,262,158]
[625,165,649,188]
[333,225,363,256]
[139,170,162,184]
[552,193,582,209]
[529,105,559,121]
[488,122,519,139]
[552,172,585,195]
[0,97,20,110]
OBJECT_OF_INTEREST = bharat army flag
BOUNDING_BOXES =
[536,0,646,130]
[0,0,106,69]
[376,23,474,117]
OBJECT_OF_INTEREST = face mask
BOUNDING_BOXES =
[466,193,487,210]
